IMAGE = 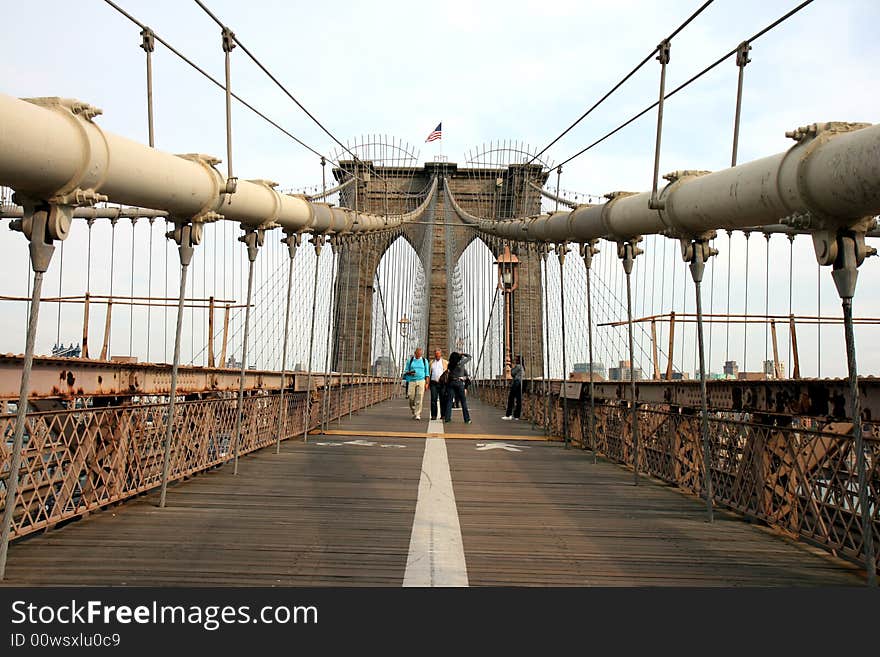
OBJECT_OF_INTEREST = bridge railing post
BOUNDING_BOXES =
[0,197,79,580]
[681,234,719,523]
[814,225,877,586]
[231,226,262,476]
[159,219,204,507]
[275,231,299,453]
[617,237,643,485]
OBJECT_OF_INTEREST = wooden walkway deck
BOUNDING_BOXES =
[1,397,864,586]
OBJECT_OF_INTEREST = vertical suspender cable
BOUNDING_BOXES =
[620,240,642,485]
[764,233,770,375]
[147,218,155,362]
[582,241,598,462]
[725,230,732,367]
[232,230,259,476]
[731,41,751,168]
[56,241,64,347]
[649,39,671,211]
[221,26,237,198]
[743,231,750,373]
[349,236,363,419]
[302,236,323,441]
[0,209,57,579]
[275,233,297,453]
[83,219,94,358]
[686,238,716,522]
[129,218,137,356]
[321,238,339,432]
[542,247,551,434]
[787,234,794,378]
[158,224,195,508]
[558,244,569,447]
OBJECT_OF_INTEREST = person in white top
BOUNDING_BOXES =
[428,349,449,421]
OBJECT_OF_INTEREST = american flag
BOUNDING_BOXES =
[425,123,442,143]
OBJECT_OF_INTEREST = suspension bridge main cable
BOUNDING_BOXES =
[555,0,816,169]
[528,0,715,166]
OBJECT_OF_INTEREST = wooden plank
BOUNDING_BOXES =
[0,397,863,587]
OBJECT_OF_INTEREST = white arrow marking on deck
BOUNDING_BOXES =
[475,442,530,452]
[403,422,468,587]
[315,439,405,448]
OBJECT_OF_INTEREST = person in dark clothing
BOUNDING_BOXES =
[443,351,472,424]
[502,355,525,420]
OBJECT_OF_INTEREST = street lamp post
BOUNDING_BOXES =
[495,244,520,380]
[398,314,411,368]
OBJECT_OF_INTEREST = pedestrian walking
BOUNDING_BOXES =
[443,351,472,424]
[402,347,430,420]
[502,355,525,420]
[428,349,448,421]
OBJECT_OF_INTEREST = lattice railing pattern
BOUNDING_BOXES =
[0,382,395,540]
[476,380,879,572]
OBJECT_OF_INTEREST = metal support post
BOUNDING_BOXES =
[302,234,324,441]
[618,238,643,484]
[275,231,299,453]
[649,39,671,210]
[557,242,570,447]
[0,200,72,579]
[581,240,600,462]
[682,234,719,522]
[321,237,339,433]
[819,227,877,585]
[232,227,262,475]
[159,220,198,507]
[221,26,238,197]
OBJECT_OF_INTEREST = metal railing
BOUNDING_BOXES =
[476,379,879,573]
[0,380,395,541]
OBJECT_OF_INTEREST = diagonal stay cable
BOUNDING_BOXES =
[556,0,815,169]
[191,0,393,186]
[103,0,333,164]
[528,0,715,166]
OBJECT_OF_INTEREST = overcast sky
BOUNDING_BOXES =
[1,0,879,376]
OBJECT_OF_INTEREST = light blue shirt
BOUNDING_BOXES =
[403,355,430,382]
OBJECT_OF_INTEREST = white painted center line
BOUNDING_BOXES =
[403,420,468,587]
[427,418,444,434]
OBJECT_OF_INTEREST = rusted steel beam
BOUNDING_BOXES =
[665,311,675,380]
[207,296,215,368]
[790,315,801,379]
[0,355,392,400]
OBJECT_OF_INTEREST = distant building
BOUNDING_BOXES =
[225,355,242,369]
[573,361,606,380]
[608,360,642,381]
[51,342,81,358]
[763,359,784,379]
[373,355,396,377]
[723,360,739,379]
[670,371,690,380]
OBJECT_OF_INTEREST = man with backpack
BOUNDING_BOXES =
[402,347,430,420]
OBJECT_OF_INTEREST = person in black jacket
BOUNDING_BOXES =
[443,351,472,424]
[502,355,525,420]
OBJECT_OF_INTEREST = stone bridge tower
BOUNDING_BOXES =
[331,159,548,380]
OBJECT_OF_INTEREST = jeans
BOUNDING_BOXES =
[429,381,447,420]
[505,380,522,418]
[444,379,471,422]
